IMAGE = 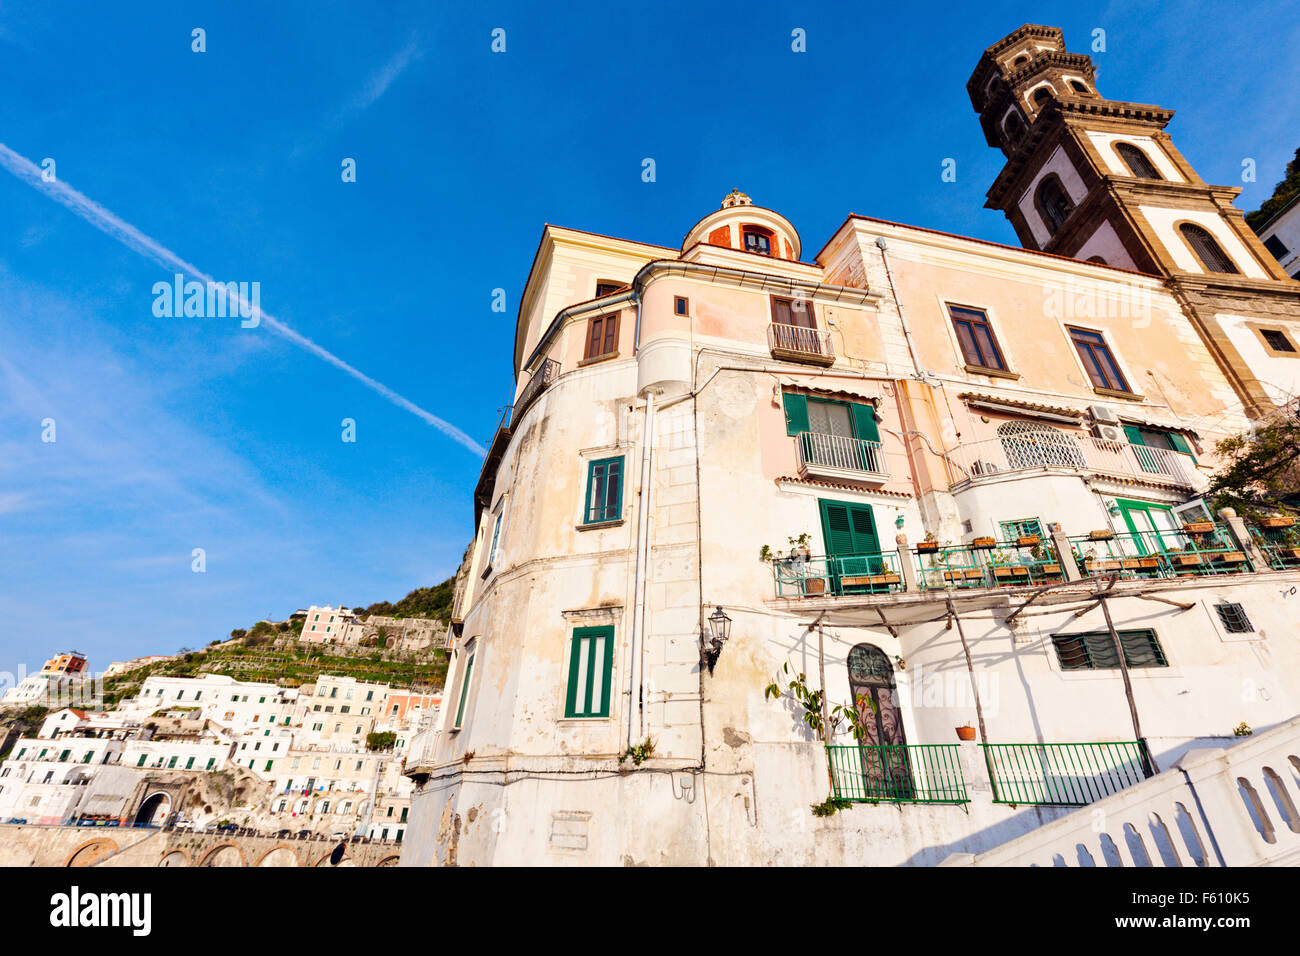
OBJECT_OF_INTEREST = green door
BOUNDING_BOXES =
[1115,498,1177,555]
[818,499,882,593]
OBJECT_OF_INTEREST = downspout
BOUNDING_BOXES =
[627,390,657,749]
[875,237,923,379]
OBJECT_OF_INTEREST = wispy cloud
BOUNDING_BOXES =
[0,142,485,457]
[349,38,422,115]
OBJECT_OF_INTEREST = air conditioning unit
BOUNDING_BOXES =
[1091,423,1123,442]
[1089,404,1120,424]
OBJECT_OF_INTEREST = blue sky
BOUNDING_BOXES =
[1,1,1296,673]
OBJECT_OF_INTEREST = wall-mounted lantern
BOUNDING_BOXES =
[701,606,732,674]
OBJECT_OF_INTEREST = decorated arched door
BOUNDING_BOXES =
[847,643,912,798]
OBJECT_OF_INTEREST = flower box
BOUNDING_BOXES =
[1041,564,1063,576]
[916,541,940,554]
[1085,558,1123,571]
[993,565,1030,578]
[1171,553,1203,568]
[1088,530,1114,540]
[943,569,985,583]
[970,536,997,549]
[802,578,827,596]
[1182,521,1215,534]
[1213,551,1247,565]
[1259,516,1295,529]
[842,574,901,588]
[1015,535,1041,547]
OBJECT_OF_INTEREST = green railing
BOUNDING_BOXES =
[773,551,905,598]
[982,741,1153,806]
[915,539,1064,591]
[826,744,969,804]
[1248,522,1300,571]
[1070,525,1253,579]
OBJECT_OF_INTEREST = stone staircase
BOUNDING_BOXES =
[942,715,1300,867]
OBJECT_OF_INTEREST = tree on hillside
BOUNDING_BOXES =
[1208,399,1300,518]
[1246,146,1300,230]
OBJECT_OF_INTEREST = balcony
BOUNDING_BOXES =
[1069,525,1254,579]
[513,358,560,424]
[826,744,968,804]
[982,741,1153,806]
[768,322,834,366]
[948,433,1202,491]
[773,551,906,598]
[796,432,886,484]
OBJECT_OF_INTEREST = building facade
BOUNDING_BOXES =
[401,25,1300,867]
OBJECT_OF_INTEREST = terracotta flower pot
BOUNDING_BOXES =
[916,541,940,553]
[1016,535,1041,547]
[1259,516,1294,529]
[955,725,977,742]
[1182,521,1214,534]
[971,536,996,549]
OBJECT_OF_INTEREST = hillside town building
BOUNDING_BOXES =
[400,24,1300,867]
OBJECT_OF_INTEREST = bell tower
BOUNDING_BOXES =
[969,24,1300,416]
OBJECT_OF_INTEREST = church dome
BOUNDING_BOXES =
[681,190,802,261]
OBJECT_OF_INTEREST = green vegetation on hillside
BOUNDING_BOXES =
[358,578,455,621]
[99,640,448,710]
[1246,146,1300,230]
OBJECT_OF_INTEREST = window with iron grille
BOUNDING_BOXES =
[1261,329,1296,354]
[1051,629,1167,670]
[999,518,1044,540]
[1214,602,1253,634]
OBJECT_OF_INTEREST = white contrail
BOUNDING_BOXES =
[0,143,486,457]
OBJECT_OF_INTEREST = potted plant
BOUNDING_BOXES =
[916,532,940,554]
[970,536,996,549]
[1259,515,1295,529]
[1182,520,1215,534]
[955,725,977,742]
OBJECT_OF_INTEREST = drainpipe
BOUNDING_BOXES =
[627,391,657,749]
[875,237,923,379]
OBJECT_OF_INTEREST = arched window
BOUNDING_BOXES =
[1032,86,1053,107]
[1115,143,1161,180]
[1086,255,1108,265]
[1036,176,1075,234]
[1179,223,1239,274]
[1013,55,1029,68]
[741,224,775,257]
[1069,79,1089,94]
[846,644,911,797]
[996,421,1086,470]
[1003,111,1025,144]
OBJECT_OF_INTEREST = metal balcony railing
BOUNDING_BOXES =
[982,741,1154,807]
[772,551,905,598]
[767,323,833,364]
[1247,520,1300,570]
[826,744,968,804]
[949,434,1201,490]
[1069,525,1253,578]
[796,432,885,476]
[914,539,1066,591]
[513,358,560,423]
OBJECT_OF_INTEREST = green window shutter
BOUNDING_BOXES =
[566,626,614,718]
[848,504,880,554]
[583,457,624,524]
[783,393,809,437]
[850,403,880,444]
[454,650,476,728]
[1167,432,1197,463]
[819,499,879,556]
[1122,424,1145,445]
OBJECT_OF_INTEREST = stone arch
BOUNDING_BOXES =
[65,838,119,867]
[375,855,401,867]
[159,849,191,867]
[198,842,246,867]
[254,845,301,867]
[134,791,172,827]
[312,843,351,867]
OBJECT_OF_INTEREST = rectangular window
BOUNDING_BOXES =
[1068,327,1131,393]
[1051,629,1167,670]
[167,756,178,769]
[674,296,689,316]
[1263,234,1289,260]
[595,281,622,298]
[948,305,1008,372]
[185,757,195,770]
[1215,602,1253,634]
[584,313,620,360]
[453,641,477,730]
[565,626,615,718]
[582,456,624,525]
[1259,328,1297,355]
[137,754,147,767]
[999,518,1043,540]
[770,295,815,329]
[487,505,505,567]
